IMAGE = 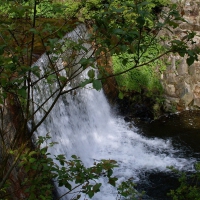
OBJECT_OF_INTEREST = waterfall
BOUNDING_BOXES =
[33,25,196,200]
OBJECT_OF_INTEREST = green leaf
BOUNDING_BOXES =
[59,76,67,83]
[93,183,101,192]
[80,79,92,87]
[74,194,81,200]
[112,7,124,13]
[108,177,118,186]
[0,96,4,104]
[97,74,102,79]
[178,51,185,57]
[71,155,78,159]
[29,28,38,34]
[79,58,89,69]
[168,21,179,28]
[58,181,64,187]
[118,92,124,99]
[18,87,27,98]
[113,28,125,35]
[0,45,6,55]
[138,1,149,6]
[88,190,94,198]
[122,59,128,66]
[92,80,102,91]
[1,77,8,87]
[47,74,56,83]
[88,69,95,79]
[187,56,195,66]
[29,158,36,163]
[6,63,16,71]
[64,181,72,190]
[107,169,113,177]
[28,151,37,156]
[40,147,48,155]
[136,16,145,28]
[31,66,40,78]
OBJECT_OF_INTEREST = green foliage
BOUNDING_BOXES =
[168,164,200,200]
[111,33,169,118]
[0,0,66,19]
[0,181,10,200]
[112,39,165,100]
[117,179,144,199]
[37,1,66,18]
[64,0,168,22]
[113,57,162,94]
[171,32,200,66]
[0,0,199,199]
[0,135,140,199]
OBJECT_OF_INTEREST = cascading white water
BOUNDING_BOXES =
[33,25,196,199]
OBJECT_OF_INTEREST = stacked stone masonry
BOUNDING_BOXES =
[161,0,200,111]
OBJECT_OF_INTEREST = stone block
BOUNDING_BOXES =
[164,72,177,84]
[165,84,176,97]
[177,58,188,75]
[194,67,200,82]
[194,85,200,98]
[193,98,200,108]
[165,96,180,103]
[188,64,200,82]
[176,81,194,106]
[189,63,196,75]
[163,96,180,112]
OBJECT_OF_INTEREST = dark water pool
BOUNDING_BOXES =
[134,110,200,199]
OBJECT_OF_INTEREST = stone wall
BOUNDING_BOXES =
[161,0,200,111]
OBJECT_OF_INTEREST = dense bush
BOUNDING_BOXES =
[112,36,166,117]
[0,135,142,199]
[112,53,164,97]
[168,164,200,200]
[0,0,66,19]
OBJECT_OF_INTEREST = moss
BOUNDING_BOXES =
[112,53,164,97]
[112,44,166,118]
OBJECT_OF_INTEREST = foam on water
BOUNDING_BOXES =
[35,82,195,199]
[33,25,196,200]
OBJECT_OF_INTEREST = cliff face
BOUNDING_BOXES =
[161,0,200,111]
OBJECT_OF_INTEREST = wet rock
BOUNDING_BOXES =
[117,96,155,122]
[132,104,154,121]
[124,116,132,122]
